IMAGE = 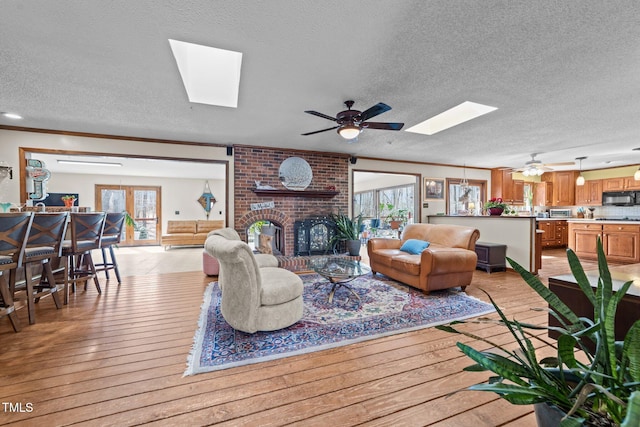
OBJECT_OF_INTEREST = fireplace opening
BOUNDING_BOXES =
[247,220,283,255]
[293,216,339,256]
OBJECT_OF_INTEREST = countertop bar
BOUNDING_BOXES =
[427,215,537,273]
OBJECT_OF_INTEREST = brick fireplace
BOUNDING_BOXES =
[234,146,349,256]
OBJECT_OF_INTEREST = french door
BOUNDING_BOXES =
[96,185,161,246]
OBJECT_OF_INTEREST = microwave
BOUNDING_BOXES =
[549,209,572,218]
[602,191,636,206]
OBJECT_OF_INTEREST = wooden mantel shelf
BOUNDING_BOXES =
[252,189,339,198]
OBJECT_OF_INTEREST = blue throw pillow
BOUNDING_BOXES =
[399,239,430,255]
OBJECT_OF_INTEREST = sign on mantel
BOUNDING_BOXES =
[251,201,275,211]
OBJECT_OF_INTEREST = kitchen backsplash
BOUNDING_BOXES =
[534,205,640,218]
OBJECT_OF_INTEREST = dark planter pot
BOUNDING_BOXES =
[534,403,566,427]
[346,239,361,256]
[488,207,504,216]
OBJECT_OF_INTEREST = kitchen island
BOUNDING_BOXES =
[427,215,539,273]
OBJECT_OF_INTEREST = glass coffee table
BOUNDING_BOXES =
[311,257,371,303]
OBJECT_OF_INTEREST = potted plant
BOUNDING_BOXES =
[437,239,640,426]
[61,194,76,208]
[484,197,508,216]
[330,212,364,256]
[379,202,408,230]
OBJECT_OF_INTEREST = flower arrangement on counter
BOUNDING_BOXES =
[484,197,509,210]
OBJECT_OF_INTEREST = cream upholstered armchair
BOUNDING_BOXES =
[208,228,278,268]
[205,228,303,333]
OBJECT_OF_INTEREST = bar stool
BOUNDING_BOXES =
[0,212,33,332]
[95,212,126,284]
[62,212,106,296]
[12,212,69,324]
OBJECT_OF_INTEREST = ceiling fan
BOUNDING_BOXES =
[302,100,404,140]
[508,153,575,176]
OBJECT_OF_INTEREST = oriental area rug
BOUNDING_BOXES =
[185,273,495,376]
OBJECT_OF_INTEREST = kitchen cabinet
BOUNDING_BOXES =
[491,169,524,204]
[603,224,640,263]
[575,179,602,206]
[569,222,640,263]
[602,176,640,191]
[534,181,553,206]
[623,177,640,190]
[538,220,567,248]
[541,171,578,206]
[569,222,603,259]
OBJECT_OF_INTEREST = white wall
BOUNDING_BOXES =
[0,128,232,229]
[48,173,225,231]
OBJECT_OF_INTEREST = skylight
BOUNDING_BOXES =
[169,39,243,108]
[405,101,497,135]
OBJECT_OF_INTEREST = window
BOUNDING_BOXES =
[353,190,376,219]
[446,179,487,215]
[354,184,415,222]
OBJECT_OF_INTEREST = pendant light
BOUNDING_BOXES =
[460,163,469,192]
[575,156,587,186]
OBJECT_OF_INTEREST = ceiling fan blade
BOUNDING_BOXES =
[358,103,391,122]
[363,121,405,131]
[301,126,339,136]
[304,110,337,121]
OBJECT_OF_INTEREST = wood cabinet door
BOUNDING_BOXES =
[624,177,640,190]
[573,230,602,259]
[534,181,553,206]
[553,171,577,206]
[538,221,556,245]
[575,184,588,205]
[569,222,602,259]
[587,180,602,205]
[604,231,640,263]
[602,178,625,191]
[603,224,640,263]
[576,180,603,206]
[512,179,524,204]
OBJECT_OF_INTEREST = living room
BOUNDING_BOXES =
[2,1,640,425]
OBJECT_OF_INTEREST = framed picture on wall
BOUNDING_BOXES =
[423,178,445,200]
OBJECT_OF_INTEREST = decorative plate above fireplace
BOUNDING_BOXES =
[278,157,313,191]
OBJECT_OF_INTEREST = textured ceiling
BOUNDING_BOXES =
[2,1,640,172]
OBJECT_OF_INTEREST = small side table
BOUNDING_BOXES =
[475,242,507,273]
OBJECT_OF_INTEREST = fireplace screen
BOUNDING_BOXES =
[294,217,337,256]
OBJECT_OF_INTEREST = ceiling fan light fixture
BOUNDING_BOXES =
[338,124,361,140]
[522,166,544,177]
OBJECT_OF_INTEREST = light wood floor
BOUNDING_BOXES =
[0,248,601,426]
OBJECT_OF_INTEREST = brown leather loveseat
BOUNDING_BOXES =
[367,223,480,293]
[161,220,224,249]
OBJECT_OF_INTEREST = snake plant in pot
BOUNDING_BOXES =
[437,238,640,426]
[330,212,363,256]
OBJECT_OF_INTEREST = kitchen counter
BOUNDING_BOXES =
[427,215,538,273]
[567,218,640,224]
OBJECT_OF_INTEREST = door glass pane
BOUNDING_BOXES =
[101,189,126,213]
[100,189,127,242]
[134,190,157,242]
